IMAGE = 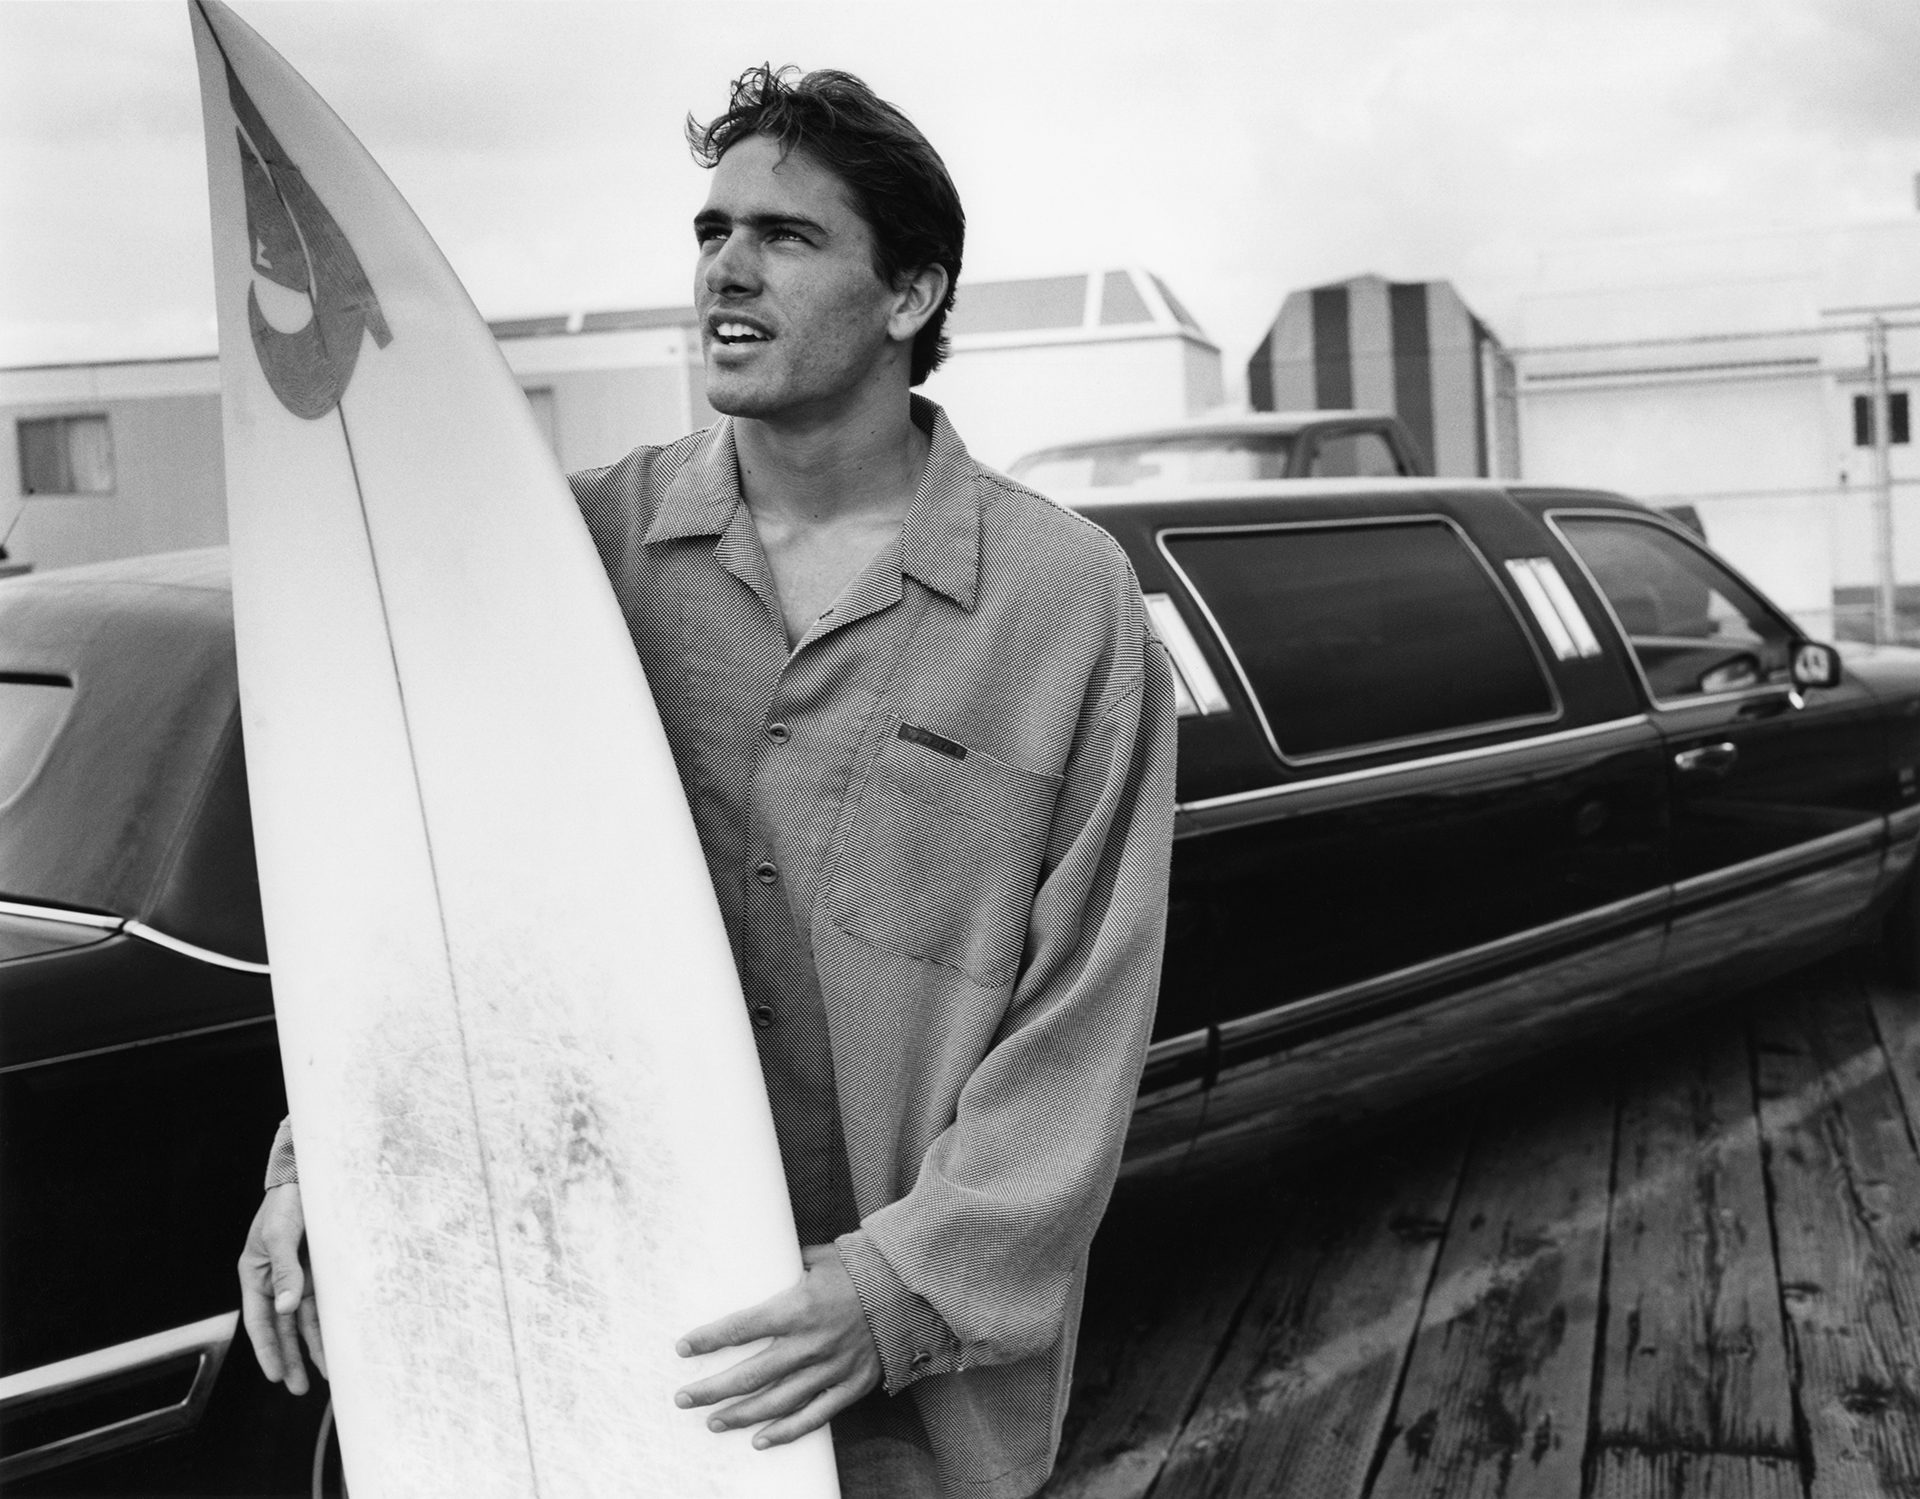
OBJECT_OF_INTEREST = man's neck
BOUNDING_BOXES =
[731,390,930,528]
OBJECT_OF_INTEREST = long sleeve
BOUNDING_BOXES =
[263,1115,298,1189]
[848,632,1179,1389]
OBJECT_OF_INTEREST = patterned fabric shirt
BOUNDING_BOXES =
[269,396,1176,1499]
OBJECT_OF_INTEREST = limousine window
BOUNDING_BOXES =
[1554,515,1793,702]
[1164,519,1556,761]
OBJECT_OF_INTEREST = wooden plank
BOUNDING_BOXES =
[1367,1069,1616,1499]
[1042,1140,1298,1498]
[1144,1127,1470,1499]
[1752,969,1920,1499]
[1587,1448,1802,1498]
[1864,974,1920,1160]
[1595,1014,1796,1455]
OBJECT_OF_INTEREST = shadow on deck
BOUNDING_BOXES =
[1047,953,1920,1499]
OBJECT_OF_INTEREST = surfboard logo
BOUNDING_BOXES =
[224,61,392,420]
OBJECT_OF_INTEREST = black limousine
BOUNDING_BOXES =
[4,480,1917,1491]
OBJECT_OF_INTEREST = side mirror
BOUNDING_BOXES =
[1791,640,1843,690]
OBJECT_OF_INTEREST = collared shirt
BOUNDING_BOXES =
[271,397,1176,1498]
[572,397,1176,1498]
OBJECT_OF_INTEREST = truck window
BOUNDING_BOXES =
[1308,431,1404,478]
[0,678,72,807]
[1015,435,1294,492]
[1163,519,1557,762]
[1553,515,1794,702]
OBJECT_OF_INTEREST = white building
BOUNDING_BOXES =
[1511,218,1920,639]
[0,268,1220,575]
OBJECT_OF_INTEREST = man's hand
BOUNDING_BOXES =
[237,1182,327,1395]
[674,1242,881,1448]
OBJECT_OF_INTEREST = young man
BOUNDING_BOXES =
[240,65,1176,1499]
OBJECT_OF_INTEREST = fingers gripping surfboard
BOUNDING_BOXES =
[186,5,839,1494]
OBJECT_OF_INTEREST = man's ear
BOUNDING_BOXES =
[887,264,949,346]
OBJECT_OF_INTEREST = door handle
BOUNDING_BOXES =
[1674,741,1739,776]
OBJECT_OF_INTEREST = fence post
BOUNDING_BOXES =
[1873,316,1897,644]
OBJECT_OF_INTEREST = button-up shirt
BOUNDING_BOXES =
[271,397,1176,1498]
[576,397,1175,1497]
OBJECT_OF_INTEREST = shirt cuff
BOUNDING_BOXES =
[835,1228,962,1393]
[263,1116,299,1191]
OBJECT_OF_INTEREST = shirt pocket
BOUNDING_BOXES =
[828,717,1064,986]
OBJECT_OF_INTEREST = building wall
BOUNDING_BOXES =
[1,270,1216,571]
[1247,274,1498,478]
[1519,373,1837,628]
[2,360,226,574]
[1509,220,1920,638]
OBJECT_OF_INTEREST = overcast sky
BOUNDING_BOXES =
[4,0,1920,396]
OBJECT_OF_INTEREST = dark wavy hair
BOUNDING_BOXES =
[687,65,964,386]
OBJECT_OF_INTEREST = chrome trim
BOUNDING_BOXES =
[1176,713,1654,819]
[1544,508,1812,712]
[0,1312,237,1483]
[1155,513,1565,769]
[0,899,270,974]
[1143,592,1229,717]
[1144,1028,1209,1066]
[0,897,119,930]
[1529,556,1604,657]
[1506,558,1579,660]
[124,920,271,975]
[0,1014,277,1077]
[1671,819,1885,907]
[1889,804,1920,842]
[1215,885,1672,1051]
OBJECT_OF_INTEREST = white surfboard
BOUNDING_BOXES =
[187,5,838,1495]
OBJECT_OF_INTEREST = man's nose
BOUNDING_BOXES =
[703,232,759,295]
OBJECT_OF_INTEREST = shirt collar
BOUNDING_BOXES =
[643,394,981,613]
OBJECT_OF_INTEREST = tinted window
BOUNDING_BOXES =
[1309,431,1403,478]
[1167,521,1555,760]
[1556,515,1794,701]
[1015,435,1293,492]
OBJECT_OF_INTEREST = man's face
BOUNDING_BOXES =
[694,134,903,423]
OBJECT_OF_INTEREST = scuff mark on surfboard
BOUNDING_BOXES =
[509,1060,631,1293]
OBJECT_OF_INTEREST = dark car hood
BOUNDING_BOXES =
[0,549,264,963]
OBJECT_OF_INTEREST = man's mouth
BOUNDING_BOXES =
[710,320,772,346]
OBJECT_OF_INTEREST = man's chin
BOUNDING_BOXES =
[703,375,783,420]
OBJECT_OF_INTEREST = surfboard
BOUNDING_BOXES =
[186,5,839,1495]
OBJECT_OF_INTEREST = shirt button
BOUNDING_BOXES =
[766,721,790,743]
[755,861,779,885]
[752,1003,776,1029]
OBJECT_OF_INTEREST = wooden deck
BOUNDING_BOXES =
[1045,953,1920,1499]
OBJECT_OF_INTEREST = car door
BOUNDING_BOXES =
[1550,509,1889,996]
[1151,493,1671,1150]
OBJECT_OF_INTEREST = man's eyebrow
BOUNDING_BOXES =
[693,209,829,238]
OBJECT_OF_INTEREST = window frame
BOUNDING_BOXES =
[16,413,116,497]
[1544,507,1803,712]
[1155,513,1566,769]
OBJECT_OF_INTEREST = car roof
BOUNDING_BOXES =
[0,547,262,959]
[1014,410,1400,462]
[1059,474,1512,510]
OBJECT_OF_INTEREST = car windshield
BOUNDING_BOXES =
[1014,434,1294,491]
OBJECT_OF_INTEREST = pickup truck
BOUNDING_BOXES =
[1008,409,1429,491]
[2,478,1915,1490]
